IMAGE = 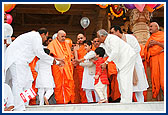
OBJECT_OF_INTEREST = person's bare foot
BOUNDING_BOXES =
[98,99,106,104]
[44,96,49,105]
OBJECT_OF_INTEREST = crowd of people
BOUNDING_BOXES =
[3,22,164,111]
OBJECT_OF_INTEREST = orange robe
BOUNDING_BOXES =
[91,45,96,51]
[73,45,87,103]
[144,31,164,98]
[29,56,39,105]
[47,39,74,104]
[107,61,121,101]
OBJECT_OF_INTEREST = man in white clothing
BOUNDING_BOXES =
[4,28,64,111]
[110,26,149,102]
[97,29,136,103]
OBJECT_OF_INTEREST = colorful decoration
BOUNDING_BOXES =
[65,38,72,48]
[124,4,164,12]
[97,4,109,8]
[145,5,155,12]
[6,4,16,12]
[147,4,157,9]
[124,4,136,9]
[145,4,164,12]
[6,14,13,24]
[134,4,146,12]
[155,4,164,9]
[54,4,71,14]
[109,4,124,18]
[80,17,90,29]
[4,4,13,12]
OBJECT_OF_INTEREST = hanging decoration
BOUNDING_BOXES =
[109,4,124,18]
[124,4,136,9]
[54,4,71,14]
[124,4,164,13]
[97,4,109,8]
[134,4,146,12]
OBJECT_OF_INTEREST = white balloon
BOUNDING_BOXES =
[80,17,90,29]
[4,23,13,38]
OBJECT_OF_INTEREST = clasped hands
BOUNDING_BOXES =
[53,58,65,67]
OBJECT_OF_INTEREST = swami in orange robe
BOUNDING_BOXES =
[73,44,87,103]
[48,33,74,104]
[144,31,164,99]
[29,56,39,105]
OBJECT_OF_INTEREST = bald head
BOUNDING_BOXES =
[149,22,160,34]
[77,33,86,44]
[57,30,66,43]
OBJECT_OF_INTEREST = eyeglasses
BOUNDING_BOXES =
[61,36,66,38]
[93,41,99,43]
[77,37,83,40]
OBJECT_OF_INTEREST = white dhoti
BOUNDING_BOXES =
[117,55,136,103]
[8,62,33,111]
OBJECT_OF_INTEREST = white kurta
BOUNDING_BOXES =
[102,34,136,103]
[4,31,54,87]
[103,34,136,70]
[125,34,149,92]
[81,51,95,90]
[35,60,55,88]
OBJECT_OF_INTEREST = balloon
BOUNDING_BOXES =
[65,38,72,48]
[147,4,157,9]
[124,4,136,9]
[54,4,71,14]
[80,17,90,29]
[134,4,146,12]
[4,23,13,38]
[4,4,13,12]
[6,14,13,24]
[6,4,16,12]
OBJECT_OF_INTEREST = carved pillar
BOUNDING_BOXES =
[96,8,107,32]
[130,8,150,45]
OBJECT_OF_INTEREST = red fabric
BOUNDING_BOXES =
[94,57,109,85]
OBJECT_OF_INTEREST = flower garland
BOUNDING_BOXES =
[97,4,109,9]
[109,4,123,18]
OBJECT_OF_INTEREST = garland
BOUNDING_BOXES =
[110,4,123,18]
